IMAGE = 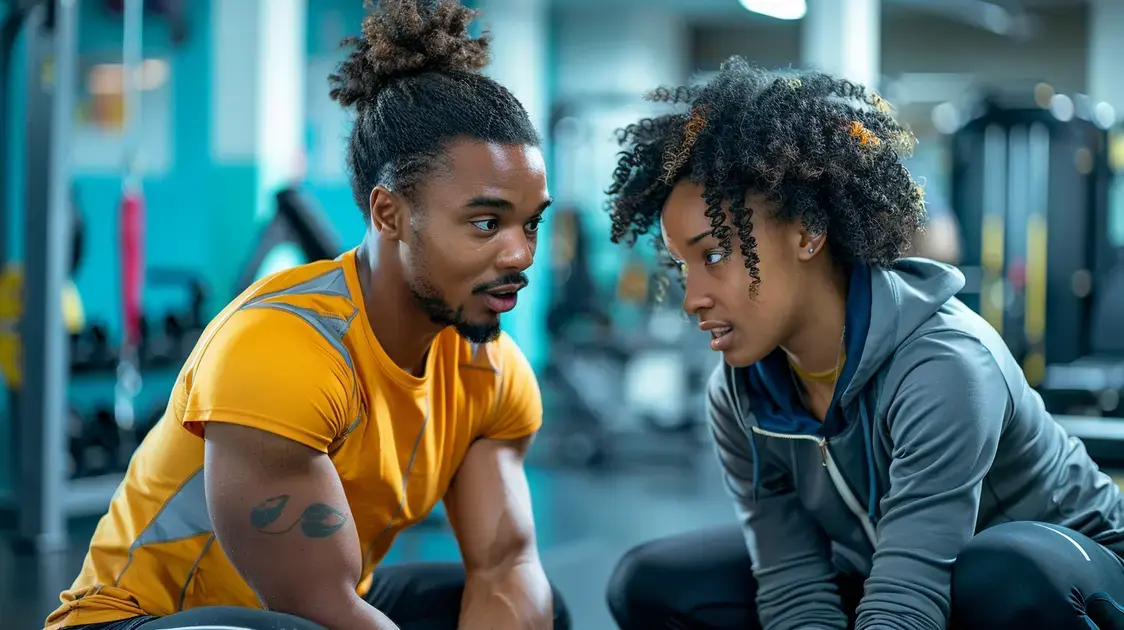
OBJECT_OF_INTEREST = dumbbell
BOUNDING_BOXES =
[70,324,105,372]
[142,314,176,367]
[68,406,86,478]
[78,407,122,476]
[71,323,116,373]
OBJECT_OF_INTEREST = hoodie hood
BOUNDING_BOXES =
[842,258,967,405]
[741,258,966,517]
[746,258,966,436]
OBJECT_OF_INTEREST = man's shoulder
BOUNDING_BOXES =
[233,257,359,313]
[189,259,361,384]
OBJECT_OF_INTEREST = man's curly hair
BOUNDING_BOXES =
[606,57,926,290]
[328,0,540,219]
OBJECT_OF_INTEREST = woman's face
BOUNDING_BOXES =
[660,181,820,367]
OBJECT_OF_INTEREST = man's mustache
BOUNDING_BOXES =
[473,272,530,294]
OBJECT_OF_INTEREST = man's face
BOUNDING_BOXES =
[395,139,551,344]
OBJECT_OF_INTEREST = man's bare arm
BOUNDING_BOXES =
[444,434,552,630]
[204,422,399,630]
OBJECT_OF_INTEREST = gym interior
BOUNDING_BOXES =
[2,0,1124,628]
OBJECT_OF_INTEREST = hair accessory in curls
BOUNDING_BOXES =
[660,105,709,185]
[871,92,892,113]
[849,121,881,147]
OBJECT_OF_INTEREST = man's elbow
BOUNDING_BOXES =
[466,532,540,578]
[259,582,367,625]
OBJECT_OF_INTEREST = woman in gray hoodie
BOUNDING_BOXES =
[602,58,1124,630]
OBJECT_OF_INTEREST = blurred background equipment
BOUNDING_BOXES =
[113,0,146,471]
[4,1,1124,629]
[944,84,1124,418]
[235,186,341,294]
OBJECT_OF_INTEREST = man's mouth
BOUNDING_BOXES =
[483,289,520,314]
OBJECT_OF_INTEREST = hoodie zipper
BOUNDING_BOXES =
[750,425,878,547]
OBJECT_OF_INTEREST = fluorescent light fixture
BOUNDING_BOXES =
[739,0,807,20]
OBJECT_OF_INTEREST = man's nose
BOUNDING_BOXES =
[497,232,534,271]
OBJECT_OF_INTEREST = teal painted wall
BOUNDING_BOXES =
[6,1,217,333]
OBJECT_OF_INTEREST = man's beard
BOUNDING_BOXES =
[409,277,501,344]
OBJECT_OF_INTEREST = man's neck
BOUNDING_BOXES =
[355,238,442,377]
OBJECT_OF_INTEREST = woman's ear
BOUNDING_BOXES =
[797,227,828,261]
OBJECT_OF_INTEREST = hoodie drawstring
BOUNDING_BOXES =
[749,431,760,503]
[860,405,878,522]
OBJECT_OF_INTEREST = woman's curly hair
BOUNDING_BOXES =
[606,57,926,290]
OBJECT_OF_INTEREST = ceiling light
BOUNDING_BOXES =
[739,0,807,20]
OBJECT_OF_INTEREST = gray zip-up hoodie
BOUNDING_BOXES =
[708,258,1124,630]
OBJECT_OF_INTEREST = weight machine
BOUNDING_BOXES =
[0,0,80,552]
[234,186,341,296]
[950,89,1116,386]
[948,87,1124,462]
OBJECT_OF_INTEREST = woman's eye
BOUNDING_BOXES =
[703,251,727,265]
[471,219,500,232]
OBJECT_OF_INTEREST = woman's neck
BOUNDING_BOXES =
[782,264,850,377]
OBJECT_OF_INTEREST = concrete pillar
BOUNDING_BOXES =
[209,0,306,303]
[1087,0,1124,121]
[1088,0,1124,247]
[475,0,551,369]
[551,8,688,303]
[801,0,881,89]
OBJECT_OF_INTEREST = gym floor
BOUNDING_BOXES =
[0,441,736,630]
[5,443,1123,630]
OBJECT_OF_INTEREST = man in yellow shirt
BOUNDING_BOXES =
[45,1,567,628]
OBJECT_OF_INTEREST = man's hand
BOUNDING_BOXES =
[444,435,553,629]
[204,422,400,630]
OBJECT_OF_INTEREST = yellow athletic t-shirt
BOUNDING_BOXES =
[45,249,543,628]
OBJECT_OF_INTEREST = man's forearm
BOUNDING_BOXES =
[459,560,553,630]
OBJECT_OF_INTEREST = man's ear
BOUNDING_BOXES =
[368,186,405,239]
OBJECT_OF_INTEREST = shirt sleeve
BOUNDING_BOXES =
[181,305,357,453]
[481,333,543,441]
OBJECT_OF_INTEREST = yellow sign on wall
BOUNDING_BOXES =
[0,264,85,389]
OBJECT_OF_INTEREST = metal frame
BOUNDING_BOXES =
[4,0,79,553]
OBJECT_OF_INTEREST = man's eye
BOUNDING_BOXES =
[471,219,500,232]
[525,217,543,233]
[704,251,727,265]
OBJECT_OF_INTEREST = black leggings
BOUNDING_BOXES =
[607,521,1124,630]
[71,562,570,630]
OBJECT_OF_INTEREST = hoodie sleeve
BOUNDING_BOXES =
[707,366,850,630]
[855,332,1006,630]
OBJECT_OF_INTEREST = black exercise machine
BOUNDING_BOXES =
[949,88,1124,401]
[234,186,341,296]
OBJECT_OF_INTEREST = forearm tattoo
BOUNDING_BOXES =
[249,494,348,538]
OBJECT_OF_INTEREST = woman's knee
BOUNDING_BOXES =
[607,542,656,628]
[606,528,757,630]
[551,579,571,630]
[606,539,683,629]
[952,522,1100,630]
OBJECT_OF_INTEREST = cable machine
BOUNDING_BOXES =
[1,0,80,552]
